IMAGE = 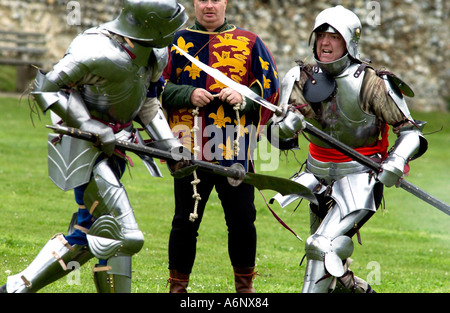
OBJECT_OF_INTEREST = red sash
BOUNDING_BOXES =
[308,124,390,163]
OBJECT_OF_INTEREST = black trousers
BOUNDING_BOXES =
[168,169,257,274]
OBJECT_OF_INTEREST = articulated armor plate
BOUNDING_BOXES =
[61,27,154,124]
[270,172,325,208]
[265,66,302,150]
[93,256,133,293]
[47,124,158,190]
[272,63,380,150]
[5,234,92,293]
[83,159,144,259]
[305,234,354,278]
[31,27,155,125]
[308,64,380,149]
[378,125,427,187]
[381,73,413,120]
[272,161,378,219]
[150,47,169,82]
[144,107,184,152]
[279,66,301,107]
[48,133,101,191]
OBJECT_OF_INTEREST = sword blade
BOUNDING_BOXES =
[172,44,283,115]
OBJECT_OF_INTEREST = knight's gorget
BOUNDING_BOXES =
[307,63,380,149]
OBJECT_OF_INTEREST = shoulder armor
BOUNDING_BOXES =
[279,65,301,106]
[379,71,414,120]
[52,28,132,86]
[150,47,169,82]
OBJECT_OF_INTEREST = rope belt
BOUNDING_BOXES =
[188,95,245,222]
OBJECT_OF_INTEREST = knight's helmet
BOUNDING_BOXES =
[102,0,188,47]
[308,5,362,75]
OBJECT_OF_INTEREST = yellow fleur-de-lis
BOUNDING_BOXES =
[209,105,231,128]
[234,115,249,138]
[171,37,194,54]
[263,74,271,89]
[259,56,270,70]
[218,136,234,160]
[185,56,202,80]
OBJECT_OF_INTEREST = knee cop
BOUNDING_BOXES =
[305,234,354,278]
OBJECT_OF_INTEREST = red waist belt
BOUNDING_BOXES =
[308,124,390,163]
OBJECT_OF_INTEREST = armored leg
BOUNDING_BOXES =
[83,159,144,292]
[302,206,371,293]
[4,234,92,293]
[93,256,132,293]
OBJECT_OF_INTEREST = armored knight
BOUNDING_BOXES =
[1,0,187,293]
[269,5,427,293]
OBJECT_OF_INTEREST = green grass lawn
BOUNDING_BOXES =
[0,95,449,293]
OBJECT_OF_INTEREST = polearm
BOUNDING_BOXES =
[46,124,318,204]
[301,121,450,216]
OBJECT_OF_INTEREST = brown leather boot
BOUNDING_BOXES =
[233,267,256,293]
[167,269,190,293]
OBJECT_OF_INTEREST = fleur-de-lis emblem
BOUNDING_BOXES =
[185,56,202,80]
[209,105,231,128]
[171,37,194,54]
[218,136,234,160]
[259,56,270,70]
[263,74,271,89]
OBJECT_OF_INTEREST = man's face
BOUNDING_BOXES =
[315,32,347,62]
[194,0,228,31]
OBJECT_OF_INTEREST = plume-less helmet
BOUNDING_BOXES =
[309,5,362,75]
[102,0,188,48]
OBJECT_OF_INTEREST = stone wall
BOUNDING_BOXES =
[0,0,448,110]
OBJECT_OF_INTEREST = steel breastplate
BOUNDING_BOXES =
[68,28,154,124]
[307,64,380,149]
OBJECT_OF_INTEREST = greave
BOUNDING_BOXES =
[302,259,334,293]
[5,234,92,293]
[93,255,132,293]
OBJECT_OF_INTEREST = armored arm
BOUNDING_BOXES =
[137,103,191,174]
[377,74,428,187]
[378,122,427,187]
[31,54,115,156]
